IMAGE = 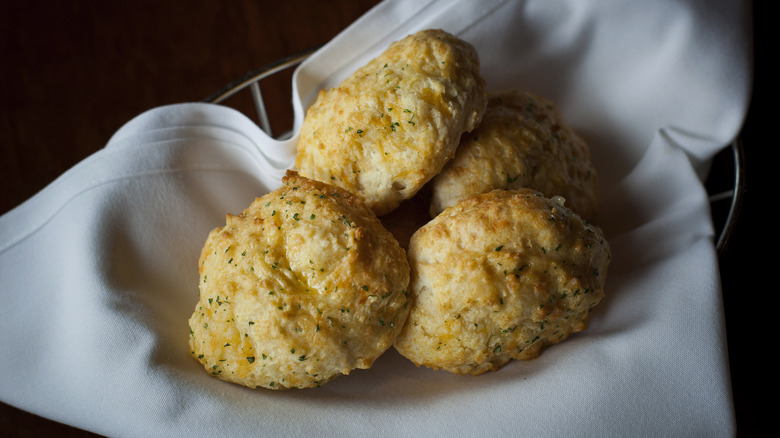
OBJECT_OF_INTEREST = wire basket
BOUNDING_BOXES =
[204,49,745,256]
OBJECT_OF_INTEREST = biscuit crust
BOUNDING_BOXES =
[395,189,610,375]
[429,90,598,219]
[189,171,410,389]
[295,29,487,216]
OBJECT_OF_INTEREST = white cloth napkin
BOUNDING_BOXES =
[0,0,751,436]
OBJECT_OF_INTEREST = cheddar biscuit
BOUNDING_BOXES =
[428,90,598,219]
[295,29,487,216]
[189,171,410,389]
[395,189,610,375]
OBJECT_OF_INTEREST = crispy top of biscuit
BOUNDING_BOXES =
[189,171,410,389]
[296,29,487,216]
[429,90,598,219]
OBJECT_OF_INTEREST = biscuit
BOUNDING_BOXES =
[428,90,598,219]
[189,171,410,389]
[295,29,487,216]
[394,188,610,375]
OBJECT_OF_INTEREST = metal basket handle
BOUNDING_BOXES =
[709,137,745,255]
[204,46,320,138]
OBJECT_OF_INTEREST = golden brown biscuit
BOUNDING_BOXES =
[295,29,487,216]
[189,171,410,389]
[428,90,598,219]
[395,188,610,375]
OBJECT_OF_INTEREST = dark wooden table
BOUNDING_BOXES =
[1,1,767,436]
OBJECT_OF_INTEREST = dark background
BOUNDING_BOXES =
[0,1,769,436]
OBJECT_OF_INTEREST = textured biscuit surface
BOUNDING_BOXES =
[395,189,610,375]
[295,29,487,216]
[189,171,410,389]
[429,90,598,218]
